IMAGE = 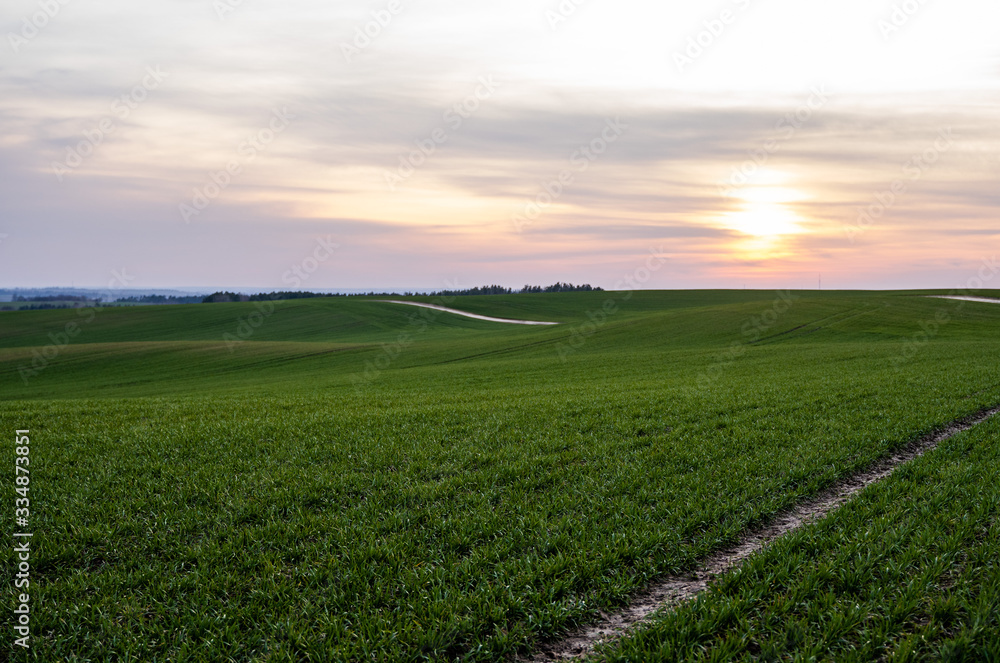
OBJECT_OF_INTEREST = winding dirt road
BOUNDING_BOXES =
[374,300,560,326]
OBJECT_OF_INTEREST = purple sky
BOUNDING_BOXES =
[2,0,998,292]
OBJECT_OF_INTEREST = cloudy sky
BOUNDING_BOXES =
[1,0,998,291]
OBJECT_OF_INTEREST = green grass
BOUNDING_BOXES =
[1,289,999,660]
[597,414,1000,662]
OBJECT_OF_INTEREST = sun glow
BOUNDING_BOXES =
[725,202,802,237]
[721,175,808,240]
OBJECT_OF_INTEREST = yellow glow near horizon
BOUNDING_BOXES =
[738,235,791,262]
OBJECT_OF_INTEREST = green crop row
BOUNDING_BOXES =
[597,413,1000,662]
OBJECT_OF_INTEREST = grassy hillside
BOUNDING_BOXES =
[2,290,999,402]
[1,290,998,660]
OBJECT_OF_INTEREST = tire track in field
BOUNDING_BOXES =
[751,305,877,346]
[526,404,1000,662]
[422,336,570,366]
[746,308,857,346]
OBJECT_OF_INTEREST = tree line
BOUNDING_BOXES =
[202,283,602,303]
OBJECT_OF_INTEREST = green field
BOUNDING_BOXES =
[2,289,999,661]
[599,413,1000,662]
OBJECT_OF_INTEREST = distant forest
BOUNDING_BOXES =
[435,283,603,296]
[202,282,602,303]
[116,295,206,305]
[1,284,604,311]
[14,295,93,302]
[2,295,97,311]
[0,303,88,311]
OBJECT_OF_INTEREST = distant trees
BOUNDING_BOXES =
[5,295,97,311]
[519,282,601,294]
[248,291,342,302]
[436,285,513,296]
[14,295,92,302]
[2,303,81,311]
[117,295,204,305]
[202,292,251,303]
[432,282,602,297]
[200,283,603,304]
[202,291,348,303]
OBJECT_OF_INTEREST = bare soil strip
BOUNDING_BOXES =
[527,405,1000,662]
[374,300,560,326]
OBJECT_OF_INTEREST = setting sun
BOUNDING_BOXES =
[725,202,803,237]
[721,179,808,240]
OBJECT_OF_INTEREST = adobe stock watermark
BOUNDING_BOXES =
[179,107,293,223]
[673,0,754,73]
[845,128,954,243]
[512,116,628,232]
[878,0,930,40]
[17,268,135,385]
[692,290,800,393]
[351,283,461,392]
[340,0,406,63]
[222,299,277,352]
[718,85,829,197]
[214,0,248,20]
[7,0,72,54]
[13,429,32,649]
[556,249,667,361]
[545,0,590,30]
[891,257,999,369]
[282,235,340,289]
[52,66,169,182]
[224,236,340,351]
[385,76,500,191]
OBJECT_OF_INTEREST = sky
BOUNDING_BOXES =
[1,0,998,292]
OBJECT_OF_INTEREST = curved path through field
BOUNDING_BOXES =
[374,300,560,326]
[931,295,1000,305]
